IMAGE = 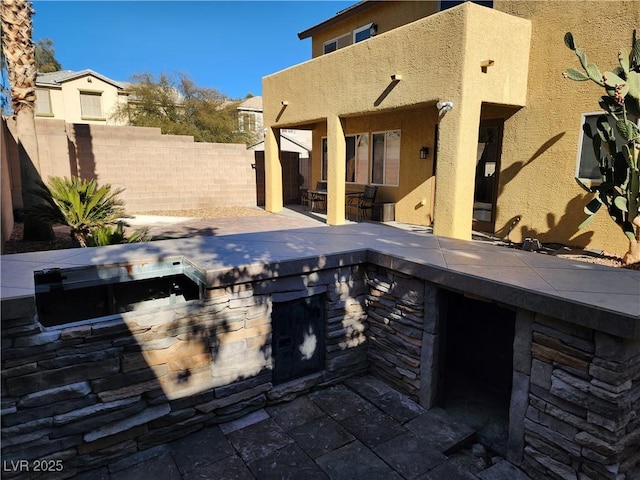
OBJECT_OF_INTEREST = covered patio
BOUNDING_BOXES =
[262,2,531,240]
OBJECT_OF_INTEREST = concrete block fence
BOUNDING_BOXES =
[4,118,257,214]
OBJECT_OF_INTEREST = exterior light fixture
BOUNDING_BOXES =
[436,101,453,112]
[391,74,402,81]
[420,146,429,159]
[281,101,289,106]
[369,23,378,36]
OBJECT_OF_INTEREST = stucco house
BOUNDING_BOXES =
[262,0,639,256]
[35,69,128,125]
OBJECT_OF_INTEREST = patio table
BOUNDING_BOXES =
[307,190,362,212]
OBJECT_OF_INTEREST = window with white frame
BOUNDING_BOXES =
[323,33,351,54]
[35,88,53,116]
[322,133,369,184]
[576,112,638,182]
[354,23,374,43]
[79,91,103,119]
[371,130,400,186]
[239,112,256,132]
[346,134,369,184]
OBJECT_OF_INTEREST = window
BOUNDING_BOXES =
[371,130,400,186]
[346,134,369,184]
[239,113,256,132]
[321,137,328,181]
[35,88,52,116]
[80,92,103,119]
[575,112,638,182]
[323,33,351,54]
[354,23,374,43]
[322,133,369,184]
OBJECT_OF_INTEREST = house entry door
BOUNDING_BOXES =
[473,120,503,232]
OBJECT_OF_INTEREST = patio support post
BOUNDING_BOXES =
[264,126,283,213]
[326,114,346,225]
[432,99,481,240]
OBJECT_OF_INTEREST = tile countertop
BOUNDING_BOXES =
[2,223,639,339]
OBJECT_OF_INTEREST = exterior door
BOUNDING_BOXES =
[473,120,503,232]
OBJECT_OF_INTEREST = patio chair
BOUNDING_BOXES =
[309,181,327,212]
[347,185,378,221]
[300,189,310,210]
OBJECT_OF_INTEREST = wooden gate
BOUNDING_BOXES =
[254,151,301,206]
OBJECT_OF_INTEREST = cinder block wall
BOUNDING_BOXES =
[6,118,258,215]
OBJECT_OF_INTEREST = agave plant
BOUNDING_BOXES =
[28,176,129,247]
[564,31,640,264]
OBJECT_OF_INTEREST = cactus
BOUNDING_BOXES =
[564,31,640,264]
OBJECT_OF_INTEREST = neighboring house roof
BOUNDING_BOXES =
[298,1,376,39]
[36,69,124,90]
[238,96,263,112]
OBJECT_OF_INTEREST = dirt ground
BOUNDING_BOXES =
[2,207,638,271]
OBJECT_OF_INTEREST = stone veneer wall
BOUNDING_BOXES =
[2,261,639,479]
[1,266,368,478]
[365,266,425,400]
[521,314,640,480]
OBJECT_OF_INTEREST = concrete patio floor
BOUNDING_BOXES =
[75,374,531,480]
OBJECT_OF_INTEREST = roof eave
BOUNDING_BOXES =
[297,1,379,40]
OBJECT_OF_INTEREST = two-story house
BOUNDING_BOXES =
[262,0,639,257]
[35,69,128,125]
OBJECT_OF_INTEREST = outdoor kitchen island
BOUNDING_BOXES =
[2,221,638,479]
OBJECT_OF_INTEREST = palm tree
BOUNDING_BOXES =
[28,176,129,248]
[0,0,54,240]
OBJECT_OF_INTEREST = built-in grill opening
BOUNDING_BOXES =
[272,294,325,384]
[34,258,204,327]
[441,291,515,455]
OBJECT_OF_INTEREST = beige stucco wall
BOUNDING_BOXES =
[264,3,531,233]
[265,3,531,125]
[38,74,126,126]
[492,0,640,254]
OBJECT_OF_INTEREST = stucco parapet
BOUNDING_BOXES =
[263,2,531,127]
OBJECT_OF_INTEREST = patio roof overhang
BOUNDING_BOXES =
[263,3,531,128]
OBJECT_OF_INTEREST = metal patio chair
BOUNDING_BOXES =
[347,185,378,221]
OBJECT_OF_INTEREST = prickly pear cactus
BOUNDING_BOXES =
[564,31,640,264]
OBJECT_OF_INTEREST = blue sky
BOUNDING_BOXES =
[31,1,355,99]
